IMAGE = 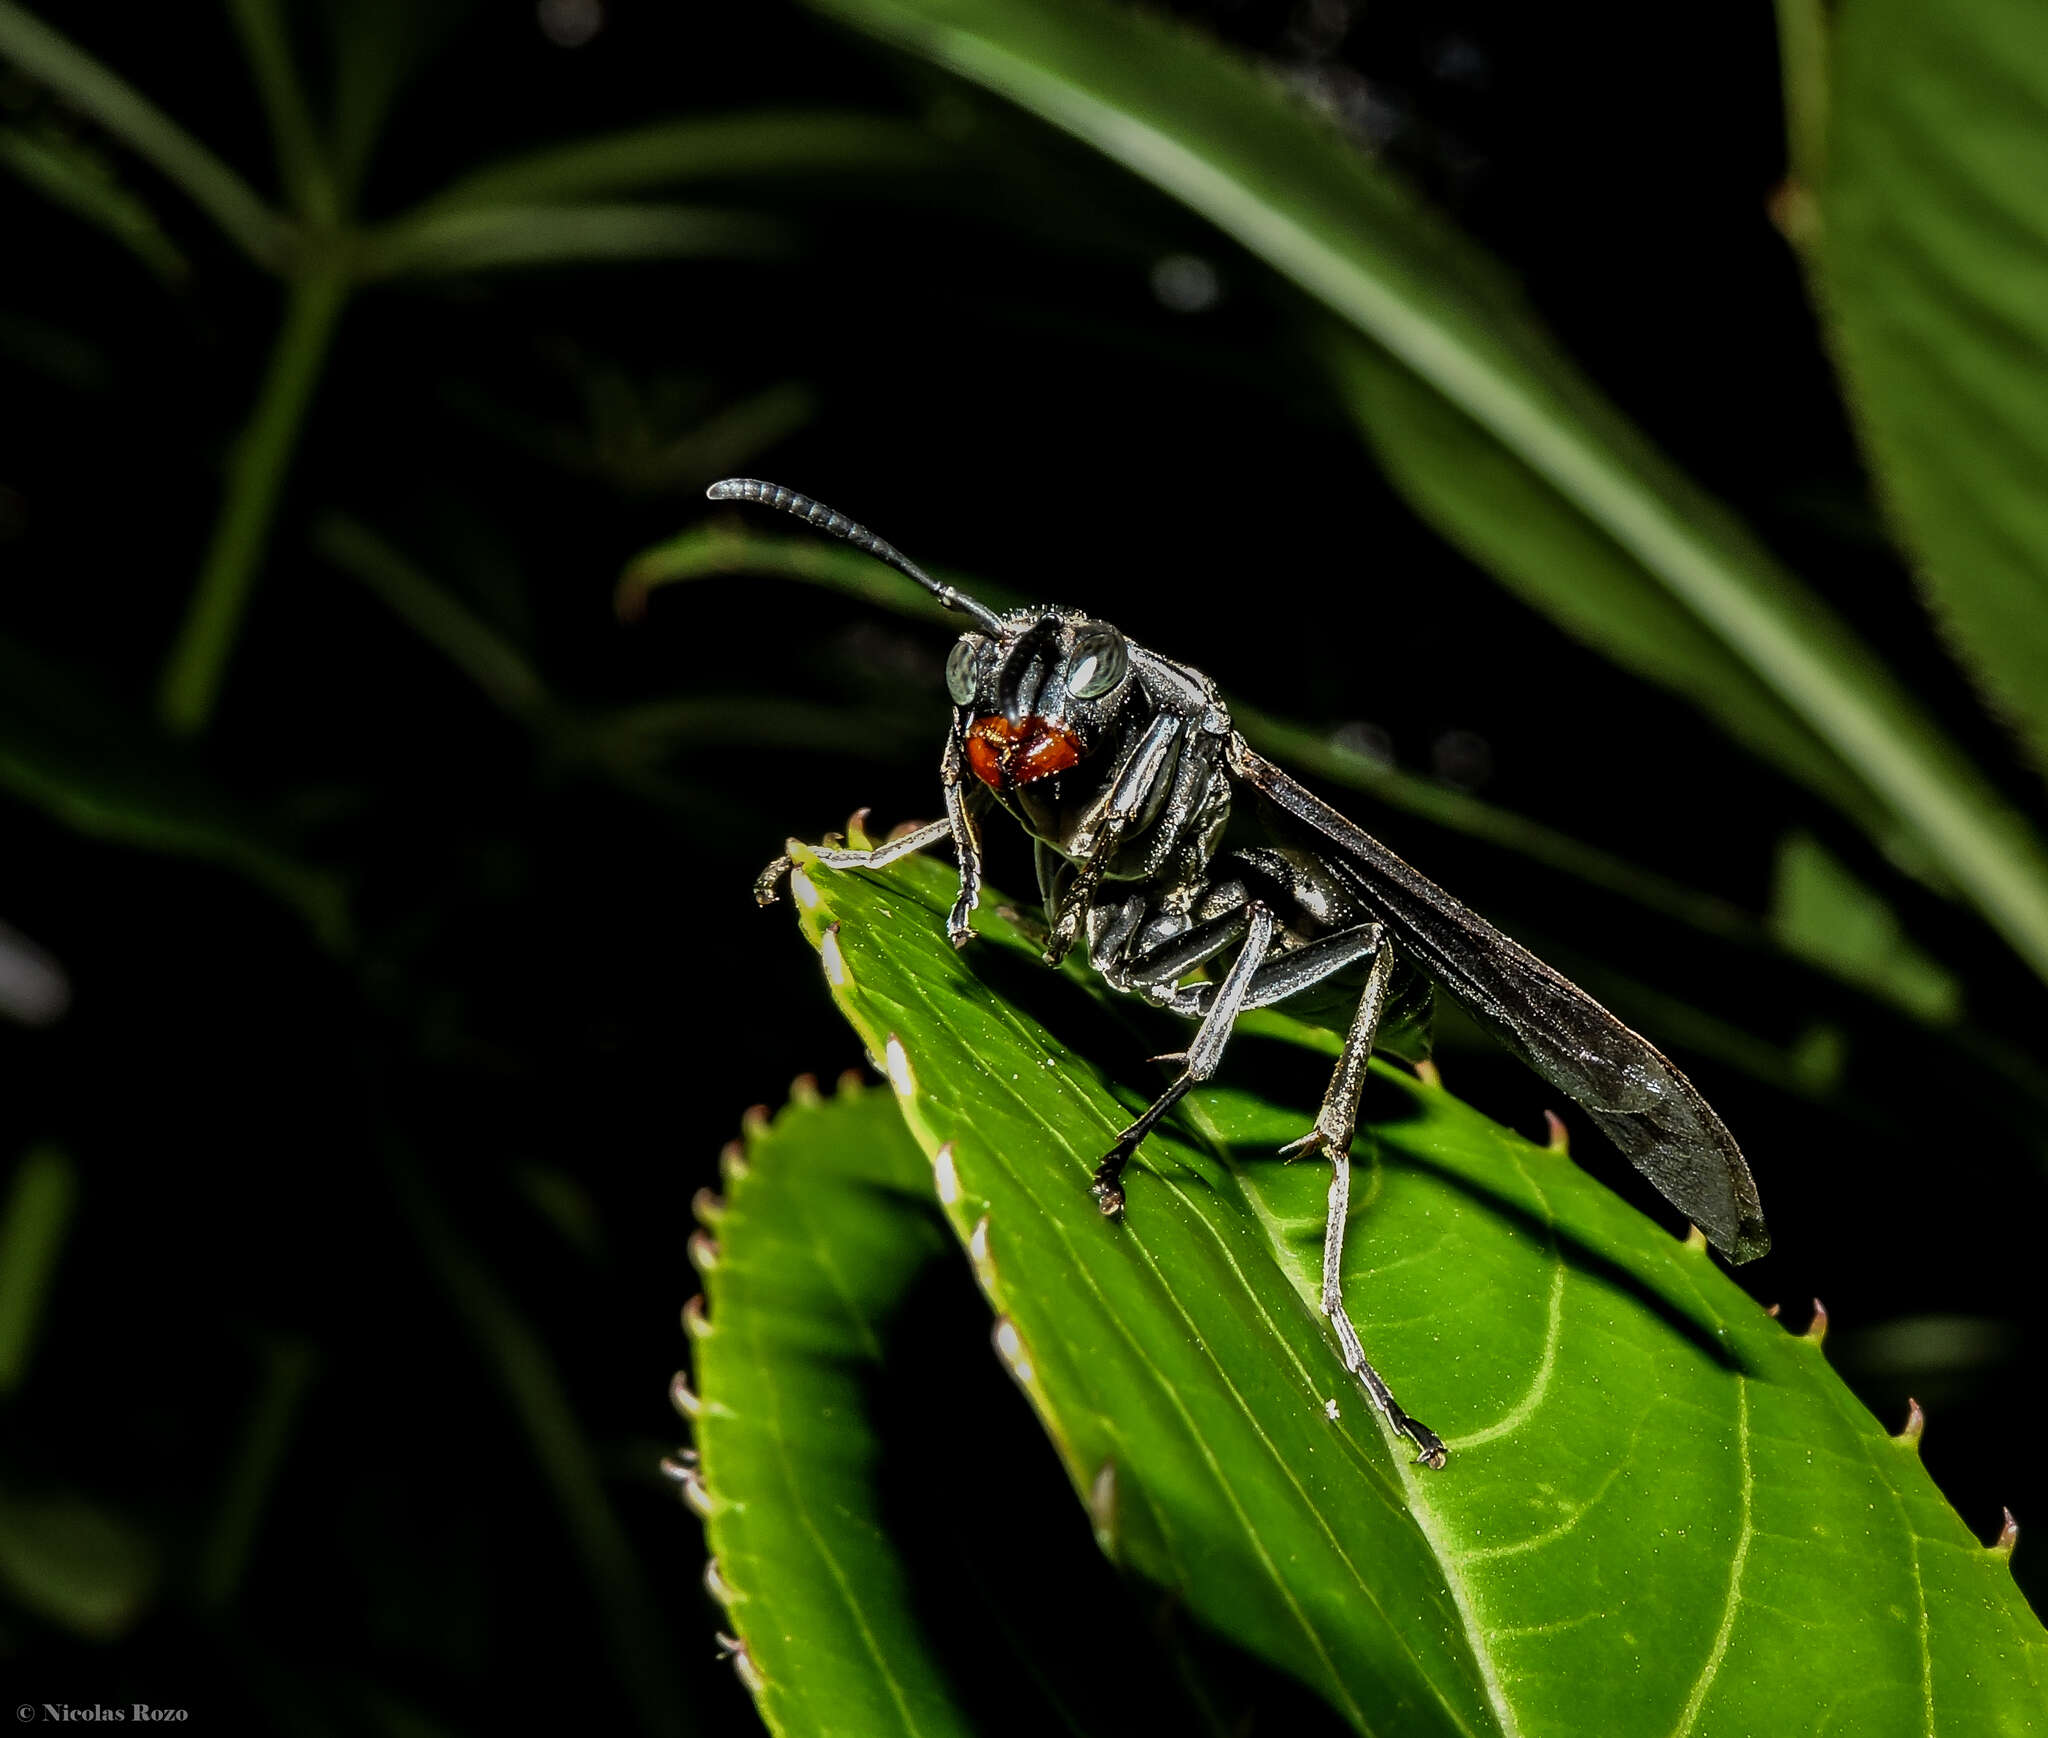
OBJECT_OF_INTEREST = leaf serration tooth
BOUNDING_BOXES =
[1089,1460,1119,1557]
[789,1072,821,1106]
[679,1465,716,1518]
[703,1556,737,1606]
[1993,1509,2019,1558]
[1542,1109,1569,1154]
[719,1140,750,1185]
[1895,1397,1926,1446]
[692,1187,726,1228]
[669,1372,703,1419]
[683,1293,711,1340]
[716,1630,765,1693]
[1803,1298,1829,1346]
[689,1231,722,1274]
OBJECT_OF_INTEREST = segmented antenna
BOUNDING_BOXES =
[706,477,1006,633]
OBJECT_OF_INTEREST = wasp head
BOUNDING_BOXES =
[945,612,1133,793]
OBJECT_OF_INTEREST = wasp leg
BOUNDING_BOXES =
[1093,903,1275,1216]
[1282,938,1446,1469]
[754,816,955,906]
[938,729,985,946]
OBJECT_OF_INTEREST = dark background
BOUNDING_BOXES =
[3,1,2042,1731]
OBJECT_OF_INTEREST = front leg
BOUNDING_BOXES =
[753,815,954,906]
[753,735,985,947]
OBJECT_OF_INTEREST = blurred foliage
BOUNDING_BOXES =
[1,0,2045,1732]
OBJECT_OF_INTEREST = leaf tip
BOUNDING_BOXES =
[992,1314,1036,1389]
[820,921,851,988]
[719,1139,751,1186]
[683,1293,711,1342]
[932,1140,962,1207]
[1803,1298,1830,1346]
[669,1370,702,1421]
[884,1032,915,1098]
[1089,1460,1119,1557]
[967,1212,996,1287]
[844,806,874,849]
[716,1630,765,1694]
[1993,1508,2020,1559]
[1895,1397,1926,1448]
[1542,1109,1570,1154]
[676,1463,716,1519]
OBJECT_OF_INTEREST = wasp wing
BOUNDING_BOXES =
[1229,738,1767,1261]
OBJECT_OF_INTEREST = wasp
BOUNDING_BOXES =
[729,477,1767,1467]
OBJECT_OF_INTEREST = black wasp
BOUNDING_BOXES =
[730,477,1767,1468]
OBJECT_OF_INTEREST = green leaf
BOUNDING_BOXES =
[689,1079,977,1738]
[0,0,286,266]
[415,111,946,214]
[1822,0,2048,779]
[1327,335,1903,856]
[0,1145,76,1395]
[783,852,2048,1733]
[360,203,788,277]
[804,0,2048,989]
[0,635,348,945]
[1770,832,1962,1024]
[0,122,189,282]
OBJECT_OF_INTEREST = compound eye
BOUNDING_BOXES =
[1067,627,1128,700]
[945,638,981,705]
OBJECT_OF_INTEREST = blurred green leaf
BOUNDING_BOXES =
[0,123,189,281]
[0,636,348,945]
[1771,832,1962,1024]
[785,852,2048,1733]
[0,1145,76,1395]
[1822,0,2048,780]
[1328,335,1902,856]
[362,202,789,277]
[316,513,551,725]
[0,1479,159,1641]
[225,0,335,222]
[691,1079,977,1738]
[0,0,286,265]
[416,111,947,213]
[806,0,2048,988]
[389,1152,685,1738]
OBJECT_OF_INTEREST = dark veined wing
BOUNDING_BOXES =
[1229,737,1768,1262]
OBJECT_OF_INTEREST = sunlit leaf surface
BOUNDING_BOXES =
[776,851,2046,1734]
[1824,0,2048,779]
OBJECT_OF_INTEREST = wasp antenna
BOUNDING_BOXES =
[707,477,1006,633]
